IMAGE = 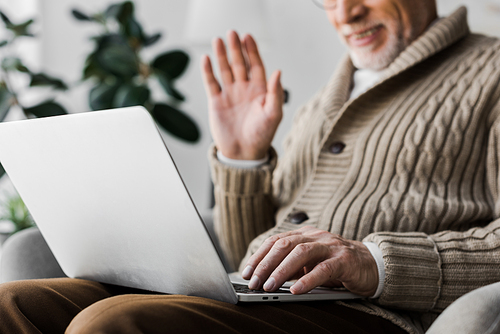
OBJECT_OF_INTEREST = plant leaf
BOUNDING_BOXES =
[97,44,138,78]
[30,73,68,90]
[4,195,34,232]
[122,18,144,42]
[116,1,135,25]
[151,50,189,80]
[1,57,16,71]
[143,33,161,47]
[23,101,67,118]
[0,11,12,27]
[1,57,30,73]
[83,53,105,80]
[83,34,128,81]
[11,19,35,37]
[105,4,122,19]
[0,40,8,48]
[157,74,185,101]
[152,103,199,142]
[0,162,5,179]
[89,82,121,110]
[113,83,150,108]
[0,85,13,122]
[71,9,93,21]
[94,33,127,48]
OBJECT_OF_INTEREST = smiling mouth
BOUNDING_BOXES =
[352,25,382,40]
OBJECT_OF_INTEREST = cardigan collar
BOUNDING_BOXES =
[382,6,469,80]
[321,6,470,119]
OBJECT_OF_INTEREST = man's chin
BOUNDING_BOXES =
[349,49,394,71]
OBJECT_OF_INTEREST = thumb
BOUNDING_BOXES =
[264,70,283,116]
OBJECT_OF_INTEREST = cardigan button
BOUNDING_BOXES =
[328,142,345,154]
[288,211,309,224]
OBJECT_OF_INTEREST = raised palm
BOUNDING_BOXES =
[201,31,283,160]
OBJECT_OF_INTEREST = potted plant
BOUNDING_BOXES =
[71,1,200,143]
[0,194,35,245]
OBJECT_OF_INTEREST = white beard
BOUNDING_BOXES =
[348,28,408,70]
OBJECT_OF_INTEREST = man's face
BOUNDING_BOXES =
[326,0,437,70]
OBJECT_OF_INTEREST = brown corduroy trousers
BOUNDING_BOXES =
[0,278,408,333]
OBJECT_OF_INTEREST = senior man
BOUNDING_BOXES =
[205,0,500,331]
[1,0,500,333]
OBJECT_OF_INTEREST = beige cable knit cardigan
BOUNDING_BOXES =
[209,7,500,333]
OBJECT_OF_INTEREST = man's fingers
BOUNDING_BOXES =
[249,235,309,290]
[243,34,266,83]
[264,70,284,119]
[262,242,328,292]
[213,37,234,86]
[242,229,309,280]
[227,31,248,82]
[290,260,340,295]
[200,55,221,97]
[242,237,278,280]
[267,70,282,96]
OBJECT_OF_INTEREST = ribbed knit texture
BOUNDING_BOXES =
[209,7,500,334]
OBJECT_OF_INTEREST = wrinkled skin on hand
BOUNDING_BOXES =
[241,226,379,297]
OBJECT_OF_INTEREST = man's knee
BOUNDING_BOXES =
[0,279,67,333]
[0,279,46,313]
[0,278,114,334]
[67,294,163,334]
[67,294,231,334]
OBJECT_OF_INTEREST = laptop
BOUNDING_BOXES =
[0,106,362,304]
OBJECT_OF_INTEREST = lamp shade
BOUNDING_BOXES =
[184,0,270,47]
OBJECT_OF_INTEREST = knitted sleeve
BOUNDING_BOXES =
[364,108,500,312]
[208,145,278,271]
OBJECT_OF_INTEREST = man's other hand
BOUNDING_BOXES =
[241,226,379,297]
[201,31,283,161]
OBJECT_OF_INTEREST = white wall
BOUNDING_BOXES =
[2,0,500,212]
[438,0,500,35]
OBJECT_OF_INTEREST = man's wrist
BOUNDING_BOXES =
[363,242,385,298]
[217,150,269,169]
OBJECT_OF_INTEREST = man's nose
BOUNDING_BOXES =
[335,0,367,24]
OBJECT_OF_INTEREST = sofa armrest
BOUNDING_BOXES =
[0,227,66,283]
[426,281,500,334]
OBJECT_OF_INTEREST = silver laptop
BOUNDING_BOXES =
[0,106,361,304]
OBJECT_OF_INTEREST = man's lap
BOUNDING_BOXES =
[0,277,408,334]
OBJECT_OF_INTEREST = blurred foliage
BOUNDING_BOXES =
[0,10,69,179]
[71,1,200,143]
[0,194,35,234]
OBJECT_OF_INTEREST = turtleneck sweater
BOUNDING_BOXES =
[209,7,500,333]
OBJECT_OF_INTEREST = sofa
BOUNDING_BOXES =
[1,221,500,334]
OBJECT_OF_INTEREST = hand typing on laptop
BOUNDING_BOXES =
[240,226,379,297]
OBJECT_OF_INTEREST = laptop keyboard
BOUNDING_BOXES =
[232,284,291,294]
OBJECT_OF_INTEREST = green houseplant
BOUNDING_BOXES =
[0,10,69,179]
[71,1,200,143]
[0,193,35,234]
